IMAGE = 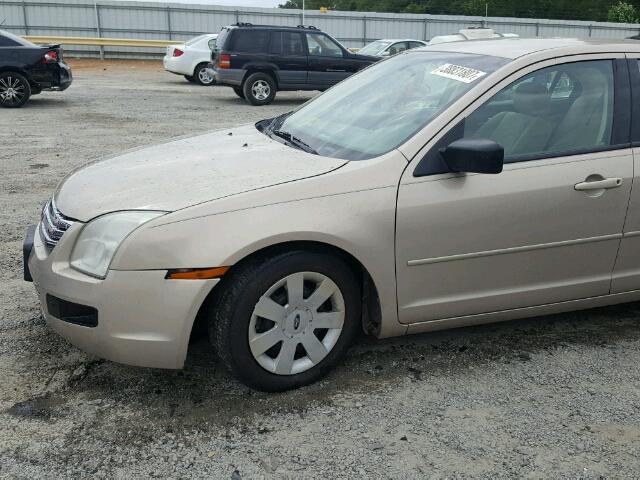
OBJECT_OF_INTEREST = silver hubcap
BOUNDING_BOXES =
[0,76,26,104]
[251,80,270,101]
[198,68,213,84]
[248,271,345,376]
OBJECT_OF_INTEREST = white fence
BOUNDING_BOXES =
[2,0,640,58]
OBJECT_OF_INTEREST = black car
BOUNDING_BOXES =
[0,29,72,108]
[208,23,379,105]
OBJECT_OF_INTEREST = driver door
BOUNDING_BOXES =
[306,32,350,87]
[395,56,633,324]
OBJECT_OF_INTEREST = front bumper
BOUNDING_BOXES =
[25,222,217,369]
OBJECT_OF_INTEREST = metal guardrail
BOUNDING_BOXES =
[24,36,176,48]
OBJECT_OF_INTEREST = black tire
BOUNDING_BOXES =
[0,72,31,108]
[210,250,361,391]
[194,63,216,86]
[242,72,277,106]
[184,75,196,83]
[233,86,245,99]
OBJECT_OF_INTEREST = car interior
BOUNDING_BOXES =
[465,61,614,159]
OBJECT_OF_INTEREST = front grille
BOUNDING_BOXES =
[40,198,74,249]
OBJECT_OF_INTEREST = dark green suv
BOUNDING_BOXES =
[208,23,379,105]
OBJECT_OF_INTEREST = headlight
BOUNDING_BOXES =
[70,211,165,279]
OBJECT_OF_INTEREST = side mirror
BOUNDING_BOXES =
[380,50,391,57]
[440,138,504,174]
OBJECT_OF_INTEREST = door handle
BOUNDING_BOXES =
[574,177,622,191]
[326,68,346,72]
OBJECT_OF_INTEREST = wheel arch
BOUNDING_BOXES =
[242,65,279,88]
[0,66,30,77]
[192,61,209,75]
[190,239,383,344]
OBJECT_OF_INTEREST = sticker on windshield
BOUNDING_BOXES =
[430,64,487,83]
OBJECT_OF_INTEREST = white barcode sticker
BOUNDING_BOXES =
[430,64,487,83]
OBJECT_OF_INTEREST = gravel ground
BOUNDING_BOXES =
[2,59,640,479]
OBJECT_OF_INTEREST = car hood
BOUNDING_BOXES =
[55,125,347,222]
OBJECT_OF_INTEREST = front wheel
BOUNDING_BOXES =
[194,63,216,86]
[0,72,31,108]
[184,75,196,83]
[242,72,276,106]
[210,250,361,391]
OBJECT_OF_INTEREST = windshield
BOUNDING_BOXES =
[268,52,509,160]
[358,40,392,55]
[185,34,209,46]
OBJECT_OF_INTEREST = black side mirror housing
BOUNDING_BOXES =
[440,138,504,174]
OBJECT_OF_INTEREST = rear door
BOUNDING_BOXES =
[229,29,269,69]
[612,56,640,292]
[268,31,307,87]
[305,32,351,87]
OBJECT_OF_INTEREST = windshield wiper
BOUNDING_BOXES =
[271,129,318,155]
[267,112,292,132]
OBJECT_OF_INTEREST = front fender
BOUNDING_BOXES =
[113,188,402,336]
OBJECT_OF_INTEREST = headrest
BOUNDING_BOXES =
[572,67,606,95]
[513,82,551,117]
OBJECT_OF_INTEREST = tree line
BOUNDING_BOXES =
[279,0,640,23]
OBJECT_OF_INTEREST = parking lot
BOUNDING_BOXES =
[2,58,640,478]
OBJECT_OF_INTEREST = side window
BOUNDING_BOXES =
[393,42,409,54]
[207,38,217,50]
[464,60,615,161]
[306,33,343,57]
[387,43,404,55]
[409,41,424,49]
[231,30,269,53]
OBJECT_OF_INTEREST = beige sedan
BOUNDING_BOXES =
[25,38,640,391]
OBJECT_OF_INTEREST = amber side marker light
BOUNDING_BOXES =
[165,266,230,280]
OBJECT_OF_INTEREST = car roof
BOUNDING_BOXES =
[225,23,323,32]
[414,37,640,59]
[375,39,427,43]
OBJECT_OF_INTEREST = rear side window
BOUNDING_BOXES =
[0,35,20,47]
[217,28,231,50]
[231,29,269,53]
